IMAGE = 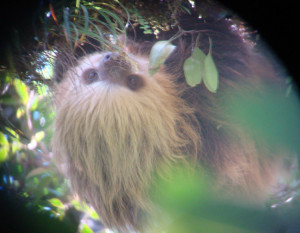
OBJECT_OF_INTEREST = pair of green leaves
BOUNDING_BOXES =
[184,38,219,92]
[148,39,219,93]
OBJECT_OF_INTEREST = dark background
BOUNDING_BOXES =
[223,0,299,84]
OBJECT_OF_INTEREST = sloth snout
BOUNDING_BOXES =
[101,51,131,81]
[102,51,127,69]
[103,52,120,64]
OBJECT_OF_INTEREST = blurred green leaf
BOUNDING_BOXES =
[43,187,49,195]
[0,132,9,162]
[81,5,90,32]
[99,7,125,31]
[84,4,125,30]
[64,7,72,47]
[35,131,45,142]
[17,164,23,173]
[76,0,81,9]
[14,79,29,104]
[89,209,99,220]
[16,107,25,119]
[35,83,49,96]
[27,167,50,179]
[167,215,253,233]
[90,21,105,49]
[153,166,212,212]
[11,140,22,155]
[30,95,38,111]
[153,166,282,233]
[84,5,117,39]
[4,127,19,140]
[33,177,39,185]
[100,12,117,39]
[69,14,106,49]
[71,199,82,211]
[81,223,93,233]
[48,198,65,209]
[71,199,99,220]
[70,22,80,46]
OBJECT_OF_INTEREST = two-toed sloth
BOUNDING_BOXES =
[52,16,292,232]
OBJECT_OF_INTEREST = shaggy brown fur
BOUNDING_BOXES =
[52,17,288,232]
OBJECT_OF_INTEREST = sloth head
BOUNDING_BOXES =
[52,50,200,232]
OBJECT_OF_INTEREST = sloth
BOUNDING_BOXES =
[52,17,291,232]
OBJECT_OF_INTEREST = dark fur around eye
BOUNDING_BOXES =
[125,74,144,91]
[83,69,99,84]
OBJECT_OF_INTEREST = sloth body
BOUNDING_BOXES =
[53,25,288,232]
[53,51,200,231]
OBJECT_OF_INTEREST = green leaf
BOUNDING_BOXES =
[76,0,80,9]
[116,0,130,28]
[192,47,206,60]
[203,38,219,93]
[89,209,99,220]
[35,131,45,142]
[63,7,72,47]
[81,223,93,233]
[30,95,38,111]
[16,107,25,118]
[14,79,28,105]
[149,40,176,76]
[48,198,65,209]
[0,133,9,162]
[96,11,117,40]
[84,4,125,31]
[26,167,50,179]
[0,133,9,146]
[90,21,105,49]
[81,5,89,32]
[11,140,21,155]
[4,127,18,139]
[184,57,201,87]
[184,48,206,87]
[71,199,82,211]
[70,22,79,46]
[98,8,125,30]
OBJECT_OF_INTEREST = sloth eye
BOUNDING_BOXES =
[125,74,144,91]
[84,69,99,84]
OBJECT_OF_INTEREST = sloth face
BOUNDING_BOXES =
[80,52,146,91]
[55,51,150,100]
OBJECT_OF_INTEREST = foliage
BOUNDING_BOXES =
[0,74,105,232]
[148,35,219,93]
[60,1,128,50]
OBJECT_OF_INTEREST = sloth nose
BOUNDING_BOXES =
[101,51,131,79]
[103,52,120,63]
